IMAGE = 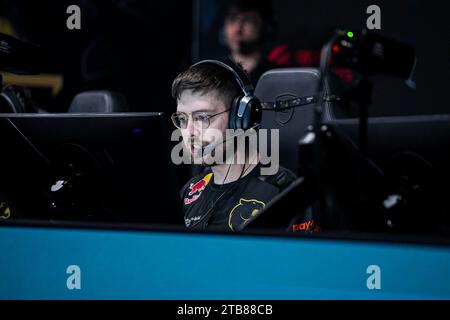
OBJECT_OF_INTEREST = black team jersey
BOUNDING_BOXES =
[180,164,311,231]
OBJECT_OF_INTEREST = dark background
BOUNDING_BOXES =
[0,0,193,113]
[0,0,448,116]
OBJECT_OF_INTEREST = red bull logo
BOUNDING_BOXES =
[188,179,207,196]
[184,173,213,205]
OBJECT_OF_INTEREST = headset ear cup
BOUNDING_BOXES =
[242,98,262,130]
[242,101,251,130]
[230,97,263,130]
[229,95,241,130]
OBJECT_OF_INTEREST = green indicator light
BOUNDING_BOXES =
[347,31,354,38]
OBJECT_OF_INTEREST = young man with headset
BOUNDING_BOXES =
[171,59,297,231]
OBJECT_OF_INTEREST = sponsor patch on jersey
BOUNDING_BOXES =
[184,173,213,205]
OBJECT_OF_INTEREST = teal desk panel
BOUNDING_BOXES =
[0,226,449,299]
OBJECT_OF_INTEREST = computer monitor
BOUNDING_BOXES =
[247,114,450,235]
[0,113,184,225]
[323,114,450,234]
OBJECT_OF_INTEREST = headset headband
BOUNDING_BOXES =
[190,59,254,96]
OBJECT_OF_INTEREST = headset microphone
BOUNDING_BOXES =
[199,123,261,157]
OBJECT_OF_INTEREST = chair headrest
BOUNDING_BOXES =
[255,68,320,102]
[68,90,128,113]
[255,68,321,174]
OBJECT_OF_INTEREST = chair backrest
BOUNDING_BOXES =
[69,90,128,113]
[255,68,321,174]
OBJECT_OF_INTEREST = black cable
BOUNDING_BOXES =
[311,33,339,228]
[188,163,232,229]
[5,118,51,166]
[191,149,250,229]
[203,152,252,228]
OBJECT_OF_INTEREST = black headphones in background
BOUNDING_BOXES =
[190,59,262,130]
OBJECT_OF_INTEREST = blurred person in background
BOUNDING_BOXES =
[222,0,277,85]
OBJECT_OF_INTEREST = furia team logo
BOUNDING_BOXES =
[228,198,265,231]
[0,201,11,220]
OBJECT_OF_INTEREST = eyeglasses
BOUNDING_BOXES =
[171,108,231,129]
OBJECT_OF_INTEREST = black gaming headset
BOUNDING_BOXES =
[190,59,262,130]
